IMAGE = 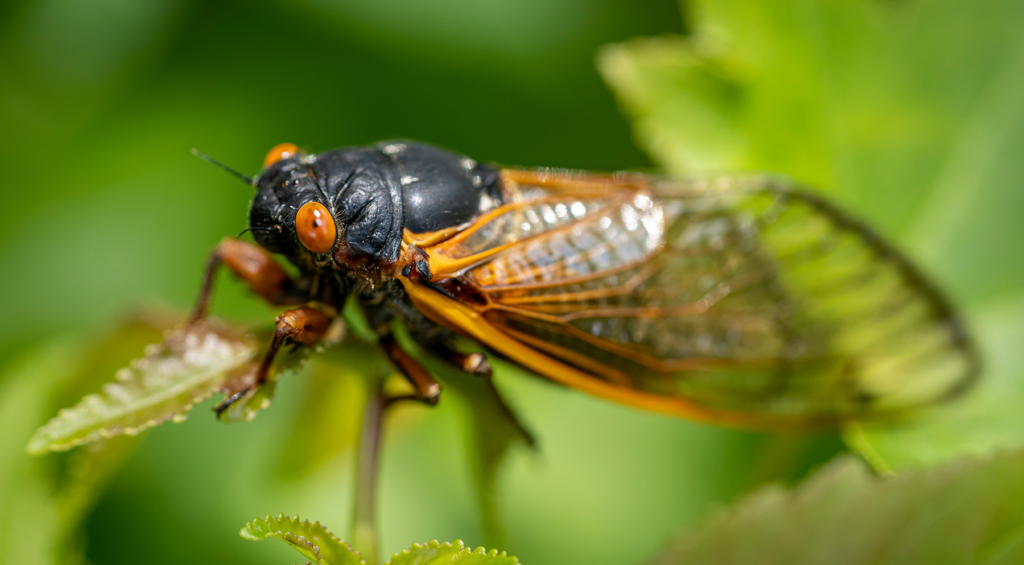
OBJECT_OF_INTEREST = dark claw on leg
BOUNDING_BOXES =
[214,387,252,416]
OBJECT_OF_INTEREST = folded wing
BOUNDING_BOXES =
[403,170,978,429]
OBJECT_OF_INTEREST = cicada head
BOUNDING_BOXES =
[250,144,404,274]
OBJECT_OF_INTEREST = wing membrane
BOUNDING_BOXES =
[409,171,978,428]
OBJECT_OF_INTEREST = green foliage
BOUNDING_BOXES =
[27,321,257,454]
[241,514,366,565]
[241,515,519,565]
[0,341,83,564]
[649,448,1024,565]
[598,0,1024,470]
[386,540,519,565]
[41,316,169,527]
[2,1,1020,565]
[27,312,342,450]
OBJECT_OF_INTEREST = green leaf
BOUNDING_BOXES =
[240,516,519,565]
[45,313,176,414]
[1,315,175,563]
[598,0,1024,469]
[342,295,379,343]
[599,0,1024,246]
[386,540,519,565]
[27,321,257,454]
[43,314,171,523]
[240,514,365,565]
[650,449,1024,565]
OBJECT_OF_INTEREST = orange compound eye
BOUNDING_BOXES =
[264,142,299,167]
[295,202,337,253]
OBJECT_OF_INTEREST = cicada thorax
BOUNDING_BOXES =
[250,140,504,278]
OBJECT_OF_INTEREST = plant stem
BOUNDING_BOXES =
[353,380,386,564]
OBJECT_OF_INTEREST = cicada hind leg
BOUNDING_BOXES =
[434,342,536,447]
[377,335,536,445]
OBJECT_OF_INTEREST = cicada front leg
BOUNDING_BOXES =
[191,237,307,322]
[183,237,332,415]
[216,306,333,415]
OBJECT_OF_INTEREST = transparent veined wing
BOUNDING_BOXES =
[399,170,979,429]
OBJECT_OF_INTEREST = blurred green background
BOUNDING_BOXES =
[1,0,1022,564]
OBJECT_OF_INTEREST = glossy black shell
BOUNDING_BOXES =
[250,141,502,267]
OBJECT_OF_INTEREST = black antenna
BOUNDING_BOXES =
[190,148,255,186]
[237,226,280,238]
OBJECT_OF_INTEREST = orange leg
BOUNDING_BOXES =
[258,307,333,383]
[192,237,305,322]
[380,335,442,405]
[216,306,332,414]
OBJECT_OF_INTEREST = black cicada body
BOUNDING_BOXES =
[193,140,979,429]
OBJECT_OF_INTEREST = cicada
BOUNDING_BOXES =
[192,141,979,430]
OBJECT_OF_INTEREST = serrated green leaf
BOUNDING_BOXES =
[598,0,1024,469]
[44,314,171,521]
[27,321,257,454]
[2,315,179,564]
[386,539,519,565]
[240,514,365,565]
[46,313,177,414]
[650,449,1024,565]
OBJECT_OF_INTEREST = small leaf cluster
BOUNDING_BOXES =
[241,514,518,565]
